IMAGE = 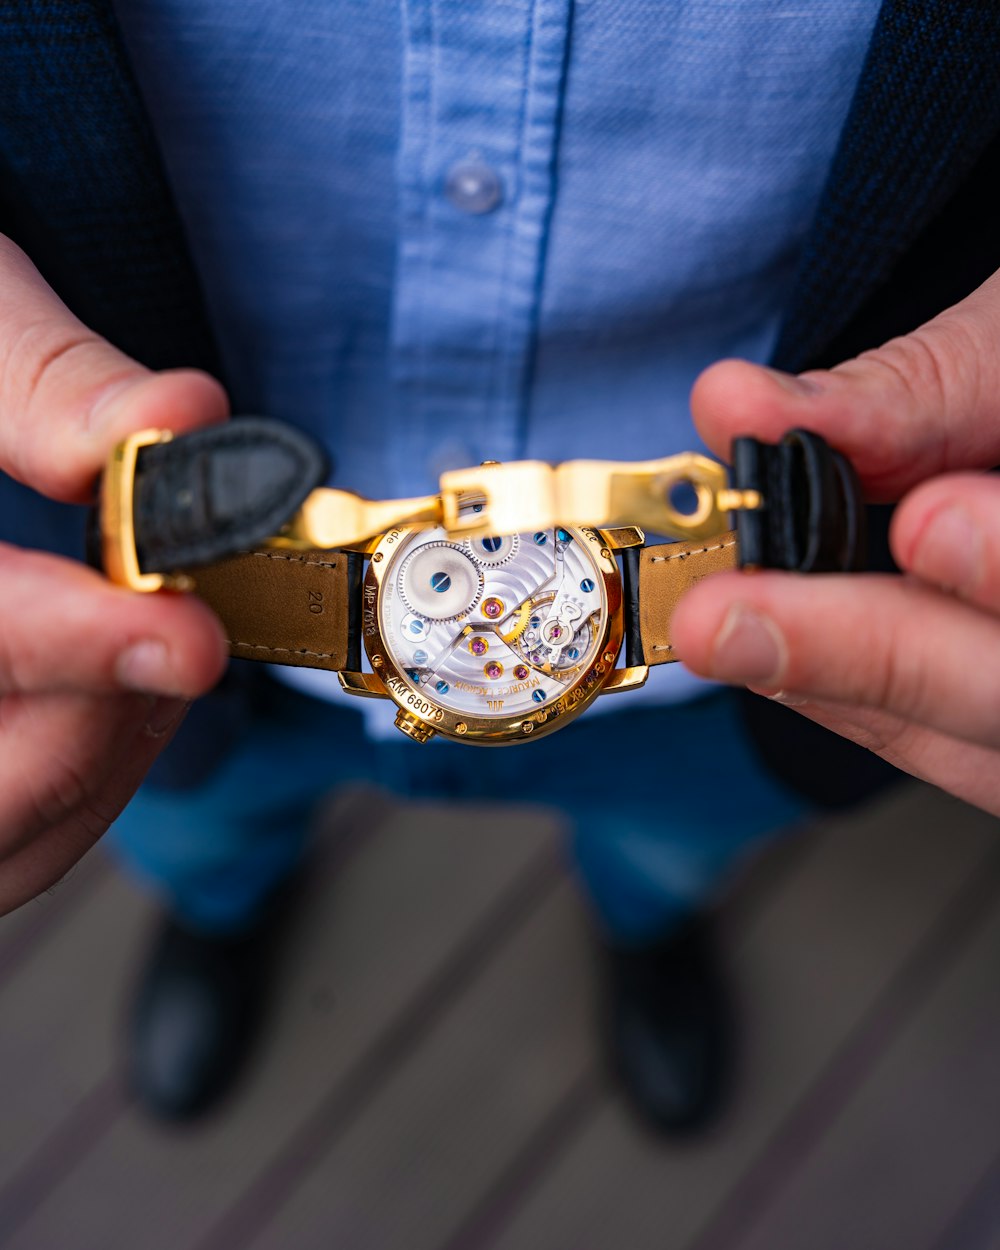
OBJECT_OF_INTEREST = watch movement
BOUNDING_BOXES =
[364,514,623,743]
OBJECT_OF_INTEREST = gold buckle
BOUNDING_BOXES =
[101,428,188,592]
[440,453,760,542]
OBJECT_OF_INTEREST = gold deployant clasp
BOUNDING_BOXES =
[277,452,760,551]
[439,453,759,541]
[271,487,444,553]
[103,431,761,589]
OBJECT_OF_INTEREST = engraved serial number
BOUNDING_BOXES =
[385,676,445,722]
[363,584,378,636]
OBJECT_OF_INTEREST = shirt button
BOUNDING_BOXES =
[445,161,503,215]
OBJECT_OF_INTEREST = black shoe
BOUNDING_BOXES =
[603,913,733,1136]
[127,884,296,1122]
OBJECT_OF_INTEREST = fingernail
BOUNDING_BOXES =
[116,640,180,694]
[144,696,190,737]
[711,604,786,684]
[911,506,982,593]
[763,367,824,397]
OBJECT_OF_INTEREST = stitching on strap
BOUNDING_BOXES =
[228,640,342,660]
[240,550,340,571]
[648,537,736,564]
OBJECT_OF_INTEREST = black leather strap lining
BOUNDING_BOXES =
[731,428,866,572]
[132,419,330,574]
[345,550,364,673]
[620,545,643,669]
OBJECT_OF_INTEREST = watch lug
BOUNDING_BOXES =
[599,664,649,695]
[597,525,645,550]
[338,670,390,699]
[336,537,381,555]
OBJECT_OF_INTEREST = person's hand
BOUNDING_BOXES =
[0,236,229,914]
[672,269,1000,816]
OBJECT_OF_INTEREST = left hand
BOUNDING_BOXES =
[671,269,1000,816]
[0,237,228,914]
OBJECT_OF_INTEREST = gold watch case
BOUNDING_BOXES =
[353,524,634,746]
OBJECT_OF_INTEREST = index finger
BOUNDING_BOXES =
[0,235,228,503]
[0,542,227,698]
[672,570,1000,752]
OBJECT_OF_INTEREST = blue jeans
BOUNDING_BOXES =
[109,679,809,943]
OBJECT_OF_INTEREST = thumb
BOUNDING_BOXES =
[690,267,1000,501]
[0,235,229,504]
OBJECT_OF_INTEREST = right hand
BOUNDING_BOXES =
[672,269,1000,818]
[0,236,229,915]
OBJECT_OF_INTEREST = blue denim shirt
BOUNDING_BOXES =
[114,0,879,487]
[110,0,880,718]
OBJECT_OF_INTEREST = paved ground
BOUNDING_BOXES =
[0,780,998,1250]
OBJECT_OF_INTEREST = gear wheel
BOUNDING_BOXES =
[463,533,520,567]
[497,598,532,644]
[398,541,484,622]
[513,593,596,673]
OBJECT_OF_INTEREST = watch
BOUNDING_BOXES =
[97,419,863,746]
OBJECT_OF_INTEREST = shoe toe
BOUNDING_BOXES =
[613,1006,722,1134]
[604,918,732,1136]
[133,975,234,1119]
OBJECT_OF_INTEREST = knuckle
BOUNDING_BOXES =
[835,713,893,755]
[889,654,929,722]
[876,614,932,720]
[66,795,118,847]
[858,717,922,766]
[861,329,949,418]
[856,315,984,475]
[1,317,83,402]
[28,741,119,835]
[816,701,920,765]
[840,608,924,722]
[0,320,102,486]
[44,760,91,824]
[20,751,89,832]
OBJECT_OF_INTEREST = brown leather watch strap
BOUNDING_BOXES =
[190,532,736,674]
[190,547,354,672]
[638,531,738,666]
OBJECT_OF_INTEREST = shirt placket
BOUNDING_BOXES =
[391,0,572,494]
